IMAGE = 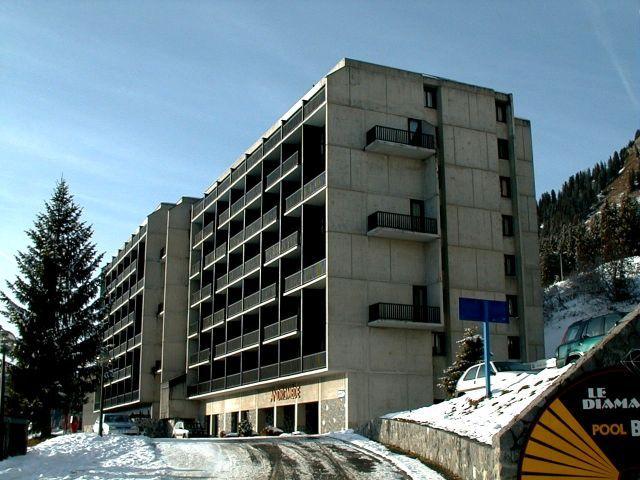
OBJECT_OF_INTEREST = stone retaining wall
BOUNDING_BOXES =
[360,417,498,480]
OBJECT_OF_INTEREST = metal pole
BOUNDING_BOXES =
[0,352,6,459]
[98,363,105,437]
[482,302,492,399]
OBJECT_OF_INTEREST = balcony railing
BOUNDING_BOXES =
[190,260,201,277]
[246,146,263,171]
[245,254,261,274]
[191,197,205,220]
[126,333,142,351]
[194,222,214,246]
[280,357,301,376]
[264,127,282,153]
[242,330,259,348]
[202,313,214,331]
[219,207,230,225]
[303,259,326,284]
[265,231,298,265]
[366,125,435,150]
[188,318,199,337]
[303,351,326,371]
[266,151,299,191]
[213,308,225,325]
[203,251,216,268]
[215,342,226,357]
[285,171,326,212]
[230,196,245,218]
[227,336,242,353]
[368,211,438,235]
[242,368,259,385]
[264,315,297,342]
[215,242,227,261]
[303,87,325,117]
[369,303,441,325]
[228,299,243,318]
[246,182,262,205]
[226,373,241,388]
[191,284,213,306]
[282,108,302,138]
[217,273,228,291]
[260,363,278,380]
[231,162,246,184]
[229,231,244,252]
[244,290,260,311]
[188,348,210,367]
[228,264,244,285]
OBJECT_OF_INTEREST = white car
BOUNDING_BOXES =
[455,361,533,395]
[92,414,139,435]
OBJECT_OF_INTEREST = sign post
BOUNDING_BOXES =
[459,298,509,399]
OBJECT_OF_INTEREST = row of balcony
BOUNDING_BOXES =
[283,259,326,294]
[265,151,299,192]
[212,329,260,360]
[108,333,142,359]
[264,231,299,265]
[104,365,133,387]
[186,350,326,397]
[108,278,144,314]
[97,390,141,410]
[106,262,137,293]
[105,225,147,275]
[216,253,261,293]
[103,312,135,341]
[191,87,326,221]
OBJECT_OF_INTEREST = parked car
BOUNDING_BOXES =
[456,361,533,395]
[171,419,206,438]
[556,312,623,367]
[92,414,139,435]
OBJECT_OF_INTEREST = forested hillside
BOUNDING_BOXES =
[537,130,640,291]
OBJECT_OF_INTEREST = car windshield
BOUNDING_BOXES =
[105,415,130,423]
[493,362,531,372]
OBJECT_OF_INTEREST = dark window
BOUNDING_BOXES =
[496,101,507,123]
[506,295,518,317]
[584,317,605,338]
[410,199,425,218]
[504,255,517,276]
[508,336,521,360]
[432,332,446,356]
[424,86,437,109]
[498,139,510,160]
[413,285,428,308]
[502,215,514,237]
[500,176,512,198]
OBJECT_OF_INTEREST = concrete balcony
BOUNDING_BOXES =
[367,211,438,242]
[365,125,436,159]
[368,303,442,330]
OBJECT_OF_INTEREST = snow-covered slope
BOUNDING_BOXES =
[544,256,640,356]
[384,366,570,445]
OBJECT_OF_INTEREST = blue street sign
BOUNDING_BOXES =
[458,298,509,324]
[458,298,510,399]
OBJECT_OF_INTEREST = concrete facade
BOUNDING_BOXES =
[92,198,197,418]
[185,59,544,433]
[86,59,543,433]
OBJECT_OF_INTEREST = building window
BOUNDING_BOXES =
[498,139,510,160]
[500,176,512,198]
[496,101,507,123]
[504,254,517,276]
[506,295,518,317]
[508,336,521,360]
[502,215,514,237]
[424,86,437,109]
[432,332,446,356]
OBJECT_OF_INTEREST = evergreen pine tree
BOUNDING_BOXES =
[618,195,640,257]
[437,328,483,397]
[0,180,103,437]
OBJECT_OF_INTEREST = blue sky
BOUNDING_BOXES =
[0,1,638,317]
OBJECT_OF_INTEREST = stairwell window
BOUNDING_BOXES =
[506,295,518,317]
[498,139,510,160]
[496,101,507,123]
[508,336,521,360]
[504,255,517,276]
[424,86,437,109]
[500,176,512,198]
[502,215,514,237]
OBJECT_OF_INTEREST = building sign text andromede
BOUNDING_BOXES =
[270,386,301,402]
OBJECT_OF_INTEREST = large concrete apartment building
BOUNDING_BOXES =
[87,59,543,435]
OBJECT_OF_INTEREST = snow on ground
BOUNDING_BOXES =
[543,256,640,356]
[330,430,445,480]
[0,433,170,479]
[0,432,444,479]
[384,365,570,445]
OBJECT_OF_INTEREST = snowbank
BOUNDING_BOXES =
[383,366,570,444]
[544,256,640,356]
[0,433,169,480]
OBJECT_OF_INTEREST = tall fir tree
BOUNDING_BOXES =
[437,328,483,397]
[0,180,103,437]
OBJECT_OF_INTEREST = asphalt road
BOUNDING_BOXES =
[154,436,414,479]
